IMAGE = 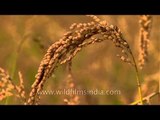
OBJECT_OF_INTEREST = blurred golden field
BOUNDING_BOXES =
[0,15,159,105]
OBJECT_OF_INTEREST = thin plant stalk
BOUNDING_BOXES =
[5,39,26,104]
[130,50,143,105]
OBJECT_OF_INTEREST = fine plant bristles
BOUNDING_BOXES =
[138,15,152,69]
[27,15,143,105]
[63,62,80,105]
[0,67,26,103]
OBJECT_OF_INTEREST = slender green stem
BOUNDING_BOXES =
[130,50,143,105]
[134,64,143,105]
[5,39,26,104]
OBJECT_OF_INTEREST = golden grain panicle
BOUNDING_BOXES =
[27,15,138,105]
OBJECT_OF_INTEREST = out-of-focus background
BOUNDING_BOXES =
[0,15,159,105]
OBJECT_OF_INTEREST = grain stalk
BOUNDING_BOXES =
[27,15,143,105]
[130,52,143,104]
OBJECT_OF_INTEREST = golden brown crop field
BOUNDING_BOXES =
[0,15,159,105]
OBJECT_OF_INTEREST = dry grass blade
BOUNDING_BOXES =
[131,92,159,105]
